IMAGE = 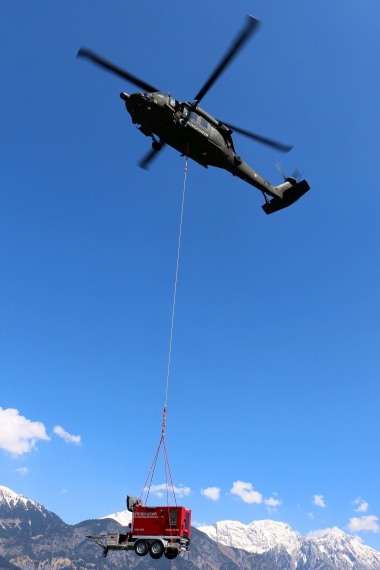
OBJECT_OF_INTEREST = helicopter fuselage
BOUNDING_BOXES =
[121,90,280,199]
[78,15,310,214]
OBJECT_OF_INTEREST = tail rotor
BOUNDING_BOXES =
[275,162,302,184]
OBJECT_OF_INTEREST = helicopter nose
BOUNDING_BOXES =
[128,92,149,102]
[120,92,130,102]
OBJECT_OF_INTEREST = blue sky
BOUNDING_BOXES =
[1,0,380,552]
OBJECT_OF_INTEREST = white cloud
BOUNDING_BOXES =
[0,408,50,456]
[348,516,380,533]
[14,467,29,475]
[53,426,81,445]
[147,484,191,498]
[313,495,326,508]
[230,481,281,509]
[231,481,263,504]
[353,498,369,513]
[264,497,281,508]
[201,487,221,501]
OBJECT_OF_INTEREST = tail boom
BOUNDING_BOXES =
[262,179,310,214]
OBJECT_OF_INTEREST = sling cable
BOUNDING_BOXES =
[141,150,189,509]
[87,154,192,560]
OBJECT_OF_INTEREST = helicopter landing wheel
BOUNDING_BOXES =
[152,140,162,151]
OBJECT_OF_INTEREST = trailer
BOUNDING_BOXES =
[88,496,191,560]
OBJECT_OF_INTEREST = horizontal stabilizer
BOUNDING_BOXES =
[262,179,310,215]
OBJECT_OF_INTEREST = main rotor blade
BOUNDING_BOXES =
[193,15,260,105]
[223,121,293,152]
[138,143,166,170]
[77,48,159,93]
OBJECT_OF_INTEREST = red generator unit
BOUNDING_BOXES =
[89,495,191,560]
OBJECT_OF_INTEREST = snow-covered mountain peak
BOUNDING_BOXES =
[0,485,31,509]
[198,518,380,569]
[198,518,301,555]
[101,509,132,527]
[308,527,380,566]
[309,526,347,539]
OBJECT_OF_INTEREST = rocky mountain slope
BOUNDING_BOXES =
[0,485,65,539]
[1,485,380,569]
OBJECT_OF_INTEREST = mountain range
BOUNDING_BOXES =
[1,485,380,569]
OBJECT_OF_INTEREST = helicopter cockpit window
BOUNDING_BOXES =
[189,112,199,122]
[200,118,209,128]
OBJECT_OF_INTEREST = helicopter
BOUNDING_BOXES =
[77,15,309,214]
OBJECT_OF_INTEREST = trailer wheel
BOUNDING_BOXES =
[150,540,164,559]
[164,548,178,559]
[134,540,149,557]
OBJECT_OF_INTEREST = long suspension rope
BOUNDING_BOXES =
[142,150,189,505]
[164,152,189,413]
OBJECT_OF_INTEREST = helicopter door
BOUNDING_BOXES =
[189,112,210,136]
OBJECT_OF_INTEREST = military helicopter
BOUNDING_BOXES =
[77,15,309,214]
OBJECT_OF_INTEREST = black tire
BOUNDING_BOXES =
[149,540,164,559]
[134,540,149,557]
[164,548,178,559]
